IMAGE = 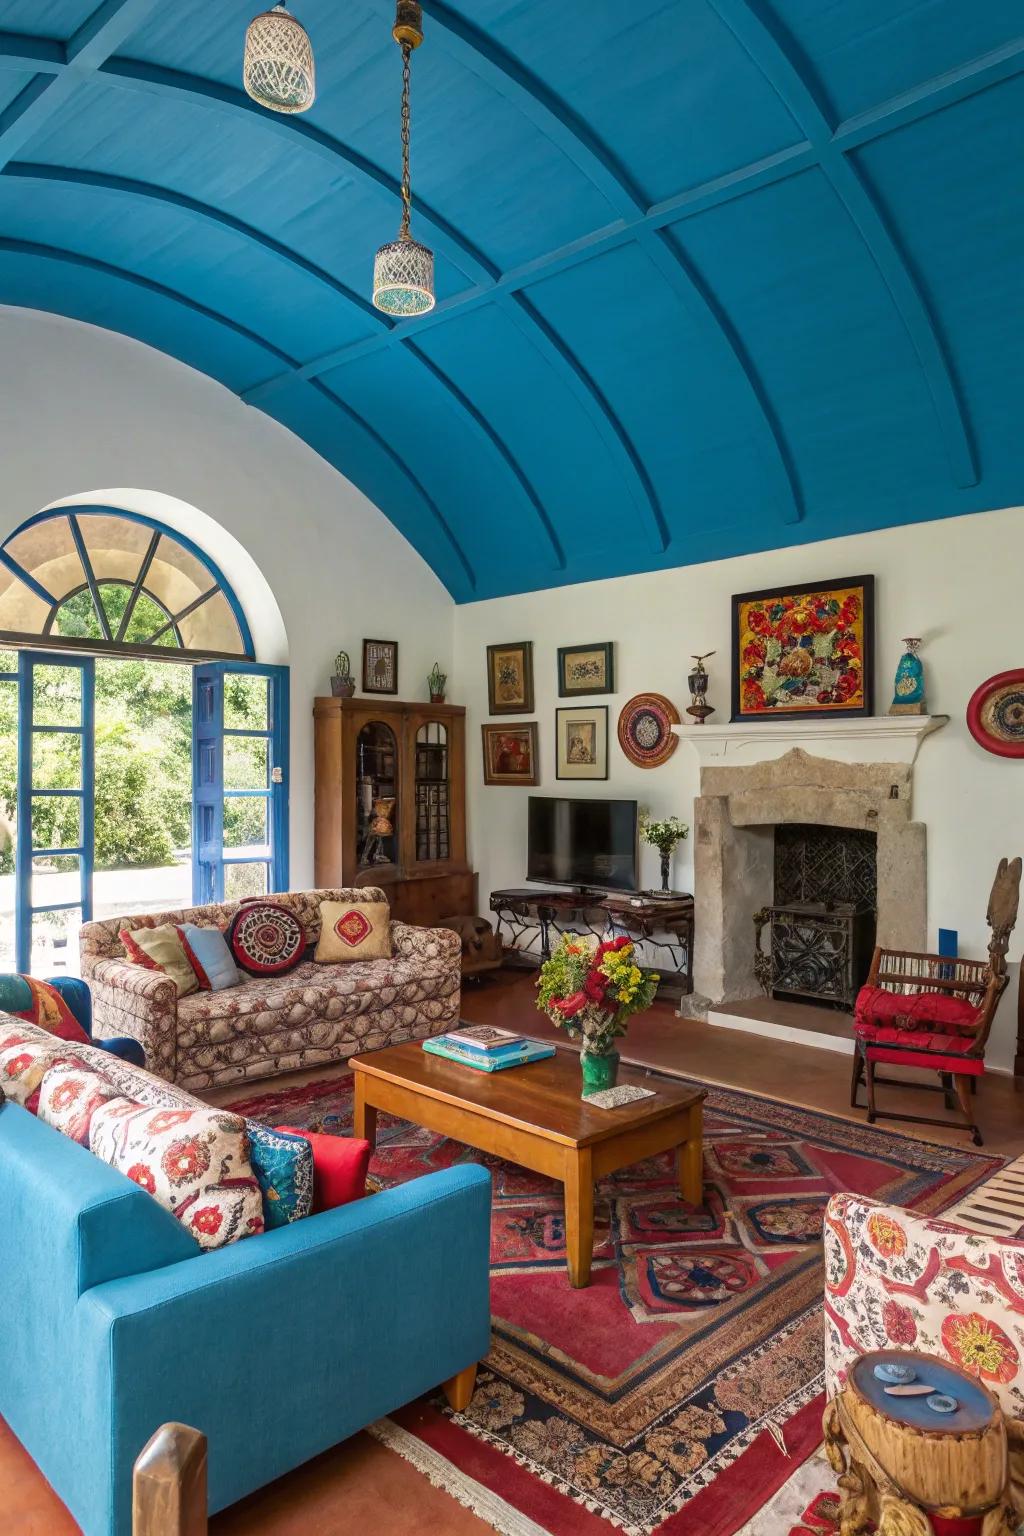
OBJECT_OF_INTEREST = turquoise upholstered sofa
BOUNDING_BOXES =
[0,1025,491,1536]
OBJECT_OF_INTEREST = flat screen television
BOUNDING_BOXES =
[527,796,638,894]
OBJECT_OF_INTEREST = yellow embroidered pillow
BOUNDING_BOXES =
[120,923,199,997]
[314,901,392,964]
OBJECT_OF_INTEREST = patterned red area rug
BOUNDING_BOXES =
[227,1074,999,1536]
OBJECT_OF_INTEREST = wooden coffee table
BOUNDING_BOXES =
[350,1040,706,1288]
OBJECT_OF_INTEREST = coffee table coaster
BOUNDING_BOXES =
[586,1084,657,1109]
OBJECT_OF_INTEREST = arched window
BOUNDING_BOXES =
[0,507,253,660]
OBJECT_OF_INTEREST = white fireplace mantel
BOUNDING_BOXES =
[670,714,949,769]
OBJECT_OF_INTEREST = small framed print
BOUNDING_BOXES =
[486,641,534,714]
[482,723,539,786]
[556,706,608,780]
[362,639,398,694]
[557,642,614,697]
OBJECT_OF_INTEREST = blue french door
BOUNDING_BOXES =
[192,663,289,904]
[15,652,95,973]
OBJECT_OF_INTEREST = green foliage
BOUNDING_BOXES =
[0,651,269,875]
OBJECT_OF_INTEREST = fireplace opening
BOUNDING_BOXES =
[753,824,877,1011]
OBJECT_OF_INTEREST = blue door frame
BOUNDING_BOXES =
[15,651,95,973]
[192,662,290,904]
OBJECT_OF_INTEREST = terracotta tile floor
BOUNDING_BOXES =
[7,967,1024,1534]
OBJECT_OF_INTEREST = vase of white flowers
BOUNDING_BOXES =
[639,811,690,894]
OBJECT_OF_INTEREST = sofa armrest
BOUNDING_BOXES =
[391,920,462,964]
[76,1166,492,1533]
[85,958,179,1082]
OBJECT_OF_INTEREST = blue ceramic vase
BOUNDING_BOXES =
[889,637,925,715]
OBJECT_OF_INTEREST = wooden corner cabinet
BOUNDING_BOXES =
[313,697,475,926]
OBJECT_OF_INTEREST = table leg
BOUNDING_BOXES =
[353,1076,377,1149]
[679,1102,704,1207]
[563,1147,594,1288]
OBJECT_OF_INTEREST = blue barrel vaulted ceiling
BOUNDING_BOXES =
[0,1,1021,600]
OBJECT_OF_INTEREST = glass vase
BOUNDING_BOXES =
[580,1049,620,1098]
[660,850,671,892]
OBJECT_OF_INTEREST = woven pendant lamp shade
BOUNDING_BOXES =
[373,234,435,316]
[244,4,315,114]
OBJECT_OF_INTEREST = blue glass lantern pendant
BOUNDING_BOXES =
[889,637,926,716]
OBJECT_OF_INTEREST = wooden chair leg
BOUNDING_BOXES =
[953,1075,983,1146]
[441,1363,477,1413]
[865,1055,877,1124]
[850,1050,865,1108]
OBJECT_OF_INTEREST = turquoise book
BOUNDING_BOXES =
[423,1037,556,1072]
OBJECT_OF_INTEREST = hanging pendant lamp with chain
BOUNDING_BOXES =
[373,2,435,316]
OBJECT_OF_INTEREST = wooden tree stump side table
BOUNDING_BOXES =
[823,1350,1024,1536]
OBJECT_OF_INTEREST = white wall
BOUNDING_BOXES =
[454,504,1024,1072]
[0,308,454,886]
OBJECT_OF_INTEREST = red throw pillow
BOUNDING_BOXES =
[275,1126,370,1212]
[229,902,305,977]
[854,985,982,1034]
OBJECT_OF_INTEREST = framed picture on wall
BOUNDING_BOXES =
[362,639,399,694]
[557,642,614,697]
[556,706,608,780]
[486,641,534,714]
[482,723,539,786]
[731,576,875,722]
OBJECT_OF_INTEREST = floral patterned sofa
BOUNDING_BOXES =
[824,1192,1024,1422]
[79,887,461,1092]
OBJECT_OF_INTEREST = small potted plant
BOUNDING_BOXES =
[331,650,356,698]
[537,933,659,1097]
[639,811,689,894]
[428,662,447,704]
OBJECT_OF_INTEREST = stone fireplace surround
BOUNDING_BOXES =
[671,717,948,1010]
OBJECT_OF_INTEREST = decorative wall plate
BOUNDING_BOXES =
[966,669,1024,758]
[617,693,680,769]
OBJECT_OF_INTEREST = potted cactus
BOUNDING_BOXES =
[331,650,356,698]
[428,662,447,704]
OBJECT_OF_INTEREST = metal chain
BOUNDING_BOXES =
[399,41,412,239]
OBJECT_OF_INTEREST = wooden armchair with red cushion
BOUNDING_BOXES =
[851,857,1021,1145]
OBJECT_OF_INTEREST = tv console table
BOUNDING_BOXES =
[489,887,694,995]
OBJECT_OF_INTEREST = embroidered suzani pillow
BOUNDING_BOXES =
[0,1033,91,1112]
[246,1122,314,1229]
[37,1063,133,1147]
[89,1102,264,1251]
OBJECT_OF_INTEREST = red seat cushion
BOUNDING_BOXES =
[854,1020,980,1055]
[275,1126,370,1212]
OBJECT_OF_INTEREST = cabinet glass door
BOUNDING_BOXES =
[414,721,450,864]
[356,720,398,871]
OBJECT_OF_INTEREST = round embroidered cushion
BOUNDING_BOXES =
[228,901,305,976]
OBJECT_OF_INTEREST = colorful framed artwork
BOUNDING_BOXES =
[486,641,534,715]
[966,670,1024,758]
[556,706,608,780]
[362,638,398,695]
[482,723,539,786]
[617,693,680,768]
[557,642,614,697]
[731,576,875,722]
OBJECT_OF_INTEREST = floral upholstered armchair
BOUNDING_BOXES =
[824,1192,1024,1517]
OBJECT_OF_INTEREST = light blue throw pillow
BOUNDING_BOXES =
[180,923,241,991]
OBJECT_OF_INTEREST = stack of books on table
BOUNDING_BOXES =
[423,1024,556,1072]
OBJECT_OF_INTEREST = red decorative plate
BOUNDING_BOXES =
[617,693,680,769]
[966,669,1024,758]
